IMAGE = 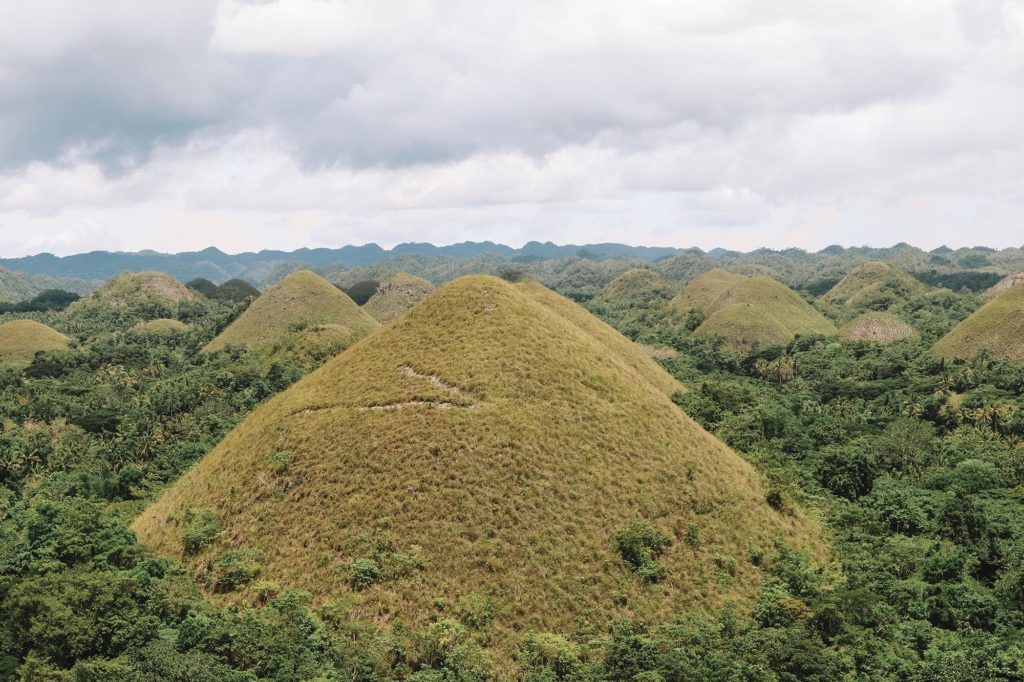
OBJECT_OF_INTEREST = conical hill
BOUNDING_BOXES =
[673,271,835,349]
[363,272,435,323]
[934,283,1024,362]
[87,271,197,306]
[204,270,379,353]
[0,320,71,367]
[134,275,823,651]
[839,312,918,343]
[821,262,923,309]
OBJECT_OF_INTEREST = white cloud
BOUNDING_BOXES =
[0,0,1022,255]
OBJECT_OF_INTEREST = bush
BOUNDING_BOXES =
[350,557,381,591]
[182,509,220,556]
[458,592,496,629]
[615,522,671,582]
[212,548,264,591]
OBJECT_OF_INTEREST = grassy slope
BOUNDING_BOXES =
[983,273,1024,300]
[669,268,746,316]
[821,262,922,307]
[132,318,191,333]
[673,271,836,349]
[133,275,823,653]
[363,272,436,324]
[933,283,1024,361]
[839,312,918,343]
[592,268,679,307]
[0,320,70,366]
[204,270,379,352]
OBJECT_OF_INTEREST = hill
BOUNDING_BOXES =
[204,270,379,353]
[86,271,197,307]
[0,320,71,367]
[133,275,823,653]
[821,262,923,310]
[839,312,918,343]
[132,318,191,334]
[983,272,1024,300]
[933,284,1024,362]
[588,268,679,335]
[674,272,836,349]
[362,272,436,323]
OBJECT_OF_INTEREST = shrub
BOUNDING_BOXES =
[458,592,496,629]
[350,557,381,591]
[212,548,264,591]
[182,509,220,556]
[615,522,671,582]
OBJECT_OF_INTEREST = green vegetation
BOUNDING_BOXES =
[204,270,379,354]
[587,268,678,339]
[984,272,1024,300]
[187,277,261,302]
[4,255,1024,680]
[0,320,70,367]
[363,272,436,323]
[134,275,822,657]
[934,282,1024,361]
[839,311,918,343]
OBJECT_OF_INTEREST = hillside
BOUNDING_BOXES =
[204,270,379,353]
[674,271,836,349]
[133,275,823,653]
[839,312,918,343]
[0,320,71,367]
[821,261,923,310]
[362,272,436,323]
[983,272,1024,300]
[132,318,191,334]
[933,283,1024,362]
[85,271,197,307]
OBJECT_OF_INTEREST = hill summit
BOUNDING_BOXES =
[934,283,1024,362]
[134,275,823,651]
[821,262,923,310]
[363,272,436,323]
[87,271,197,306]
[672,270,835,350]
[0,320,71,367]
[839,312,917,343]
[204,270,379,353]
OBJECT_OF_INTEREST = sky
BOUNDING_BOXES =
[1,0,1023,257]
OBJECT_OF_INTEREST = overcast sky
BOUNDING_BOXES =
[1,0,1023,256]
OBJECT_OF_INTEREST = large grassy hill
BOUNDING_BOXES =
[933,283,1024,362]
[673,271,836,350]
[133,275,823,654]
[362,272,436,323]
[0,320,71,367]
[204,270,379,353]
[983,272,1024,300]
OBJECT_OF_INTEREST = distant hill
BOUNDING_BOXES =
[133,275,823,653]
[204,270,379,353]
[821,262,924,310]
[983,272,1024,300]
[933,284,1024,362]
[839,312,918,343]
[0,267,98,301]
[0,320,71,367]
[588,268,679,335]
[673,271,836,350]
[81,271,197,307]
[363,272,435,323]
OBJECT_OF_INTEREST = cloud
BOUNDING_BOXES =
[0,0,1022,255]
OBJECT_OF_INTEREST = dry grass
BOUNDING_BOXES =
[83,271,197,307]
[839,312,917,343]
[983,272,1024,301]
[821,262,922,308]
[134,275,825,656]
[363,272,436,324]
[132,318,191,334]
[204,270,379,353]
[672,271,836,349]
[0,319,70,367]
[934,283,1024,361]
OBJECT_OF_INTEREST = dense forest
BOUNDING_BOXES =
[1,252,1024,681]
